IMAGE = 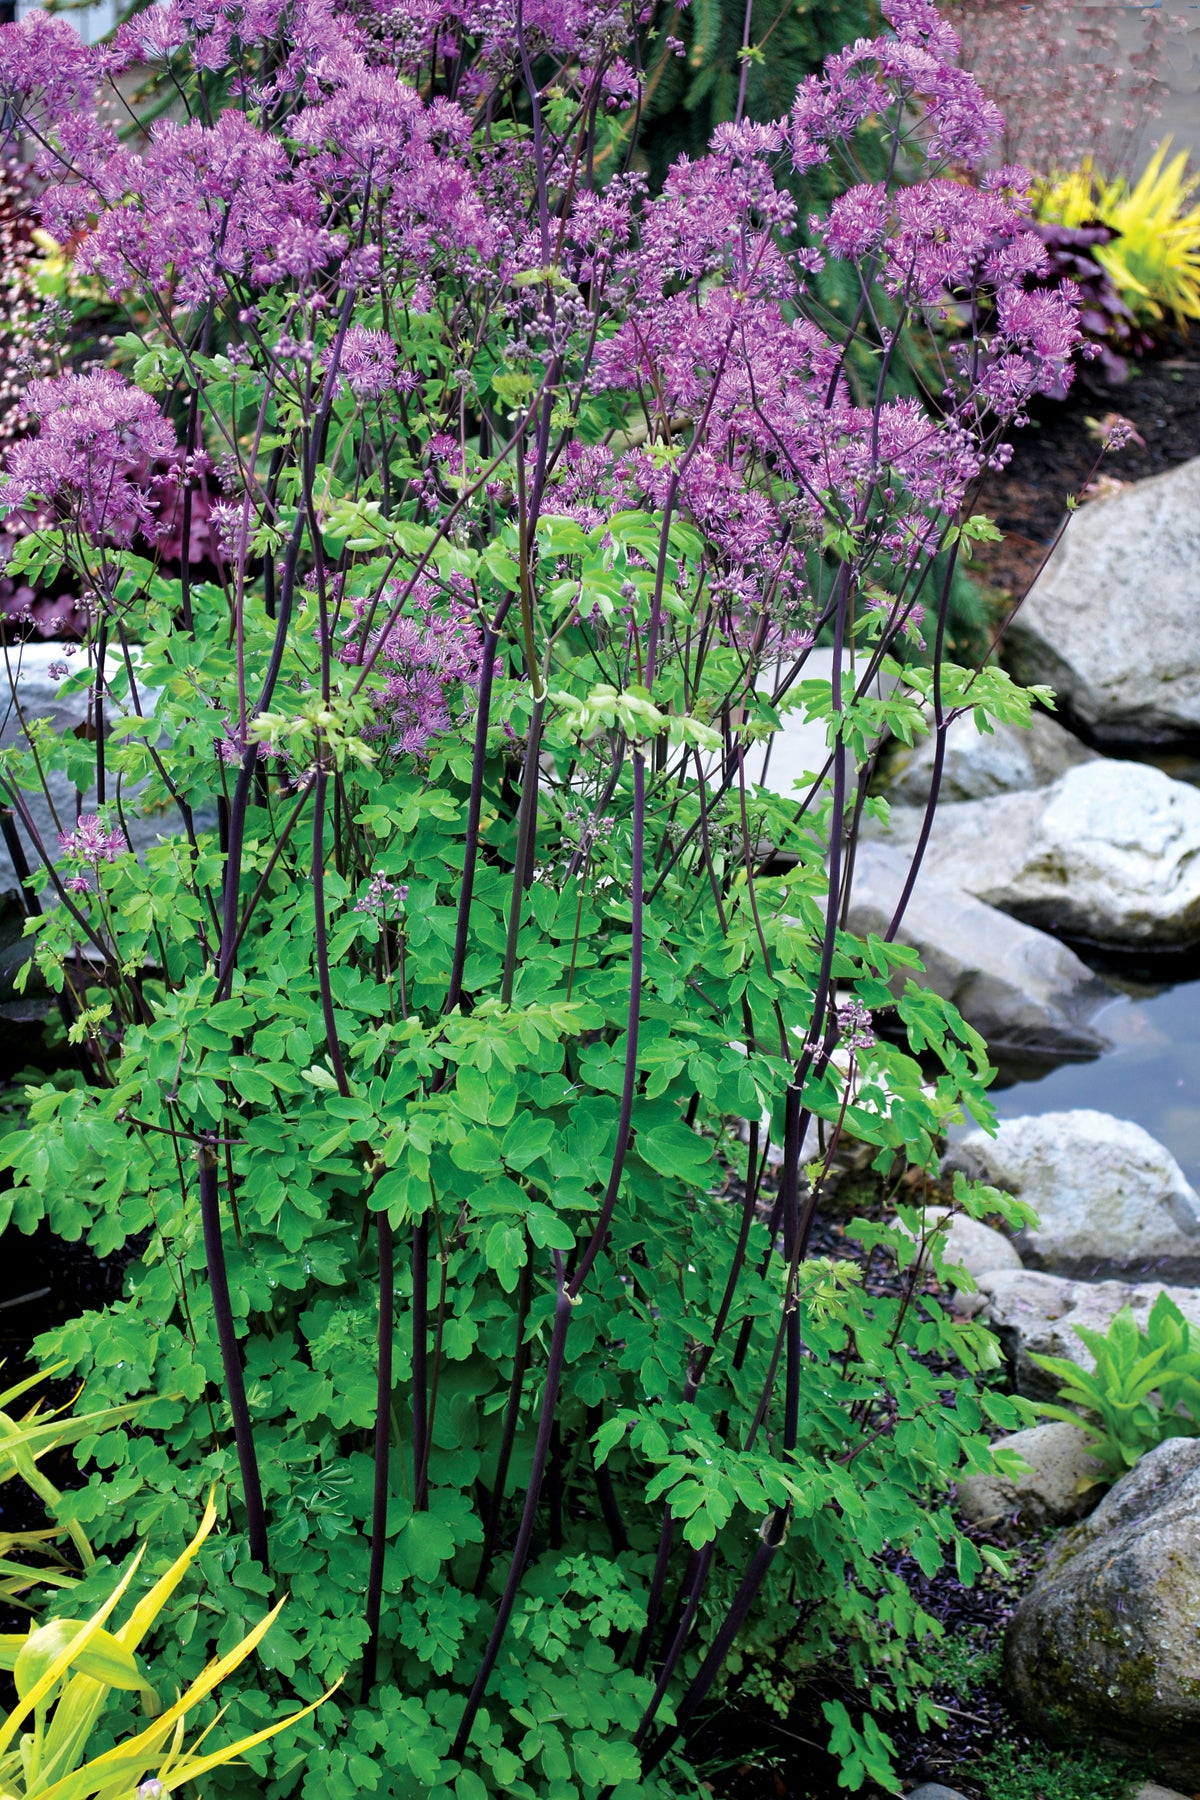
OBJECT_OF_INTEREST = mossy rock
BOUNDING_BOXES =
[1005,1436,1200,1788]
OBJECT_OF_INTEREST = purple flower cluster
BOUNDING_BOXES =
[0,0,1087,740]
[792,0,1003,169]
[335,581,483,759]
[327,328,397,399]
[355,872,408,916]
[3,371,177,547]
[836,997,877,1052]
[58,812,129,892]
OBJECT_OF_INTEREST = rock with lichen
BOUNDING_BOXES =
[1005,1436,1200,1788]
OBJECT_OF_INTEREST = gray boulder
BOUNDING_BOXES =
[968,1268,1200,1399]
[846,842,1113,1059]
[877,759,1200,950]
[0,642,204,896]
[1132,1786,1194,1800]
[748,649,894,801]
[1005,453,1200,748]
[1005,1436,1200,1786]
[956,1421,1104,1536]
[880,707,1094,806]
[906,1788,972,1800]
[893,1204,1022,1280]
[933,1208,1023,1279]
[943,1111,1200,1279]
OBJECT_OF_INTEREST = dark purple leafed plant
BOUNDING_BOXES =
[0,2,1072,1794]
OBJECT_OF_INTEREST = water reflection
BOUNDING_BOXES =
[990,979,1200,1188]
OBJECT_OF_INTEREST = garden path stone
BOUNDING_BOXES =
[1004,453,1200,748]
[846,842,1113,1059]
[942,1111,1200,1279]
[964,1268,1200,1399]
[1005,1437,1200,1787]
[1132,1785,1194,1800]
[874,759,1200,950]
[905,1786,972,1800]
[879,708,1094,806]
[955,1421,1104,1537]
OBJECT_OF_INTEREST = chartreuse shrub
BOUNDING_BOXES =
[0,2,1079,1795]
[1034,138,1200,328]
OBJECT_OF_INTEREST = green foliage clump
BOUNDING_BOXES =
[1033,1294,1200,1481]
[975,1739,1147,1800]
[0,4,1071,1795]
[915,1623,1002,1702]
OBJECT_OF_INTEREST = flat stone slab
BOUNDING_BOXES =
[847,842,1112,1060]
[876,759,1200,951]
[880,707,1094,806]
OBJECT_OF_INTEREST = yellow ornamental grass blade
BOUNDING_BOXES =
[115,1492,216,1656]
[26,1732,176,1800]
[30,1663,338,1800]
[92,1720,185,1800]
[0,1548,145,1761]
[0,1404,148,1486]
[36,1674,133,1798]
[0,1366,67,1421]
[133,1594,288,1732]
[14,1622,154,1702]
[1095,138,1200,324]
[153,1684,337,1796]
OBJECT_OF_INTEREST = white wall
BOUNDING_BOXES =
[14,0,116,45]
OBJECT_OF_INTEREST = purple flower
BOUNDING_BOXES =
[334,579,482,759]
[58,814,130,867]
[3,371,177,547]
[328,327,397,398]
[355,873,408,915]
[836,998,876,1052]
[0,11,100,120]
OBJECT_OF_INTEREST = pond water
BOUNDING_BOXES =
[989,977,1200,1190]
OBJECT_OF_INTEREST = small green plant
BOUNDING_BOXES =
[1032,1294,1200,1481]
[0,1495,330,1800]
[974,1737,1146,1800]
[916,1625,1002,1702]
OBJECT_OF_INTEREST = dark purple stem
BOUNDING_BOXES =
[360,1210,394,1699]
[198,1137,268,1569]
